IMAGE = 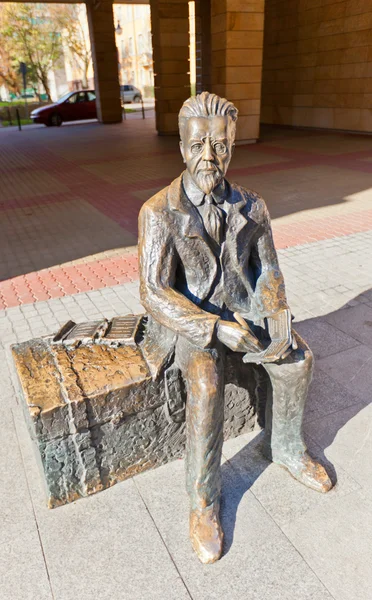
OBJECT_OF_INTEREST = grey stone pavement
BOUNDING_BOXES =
[1,230,372,600]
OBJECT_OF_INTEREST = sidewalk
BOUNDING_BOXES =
[1,120,372,308]
[1,120,372,599]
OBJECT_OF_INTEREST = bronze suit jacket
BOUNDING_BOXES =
[138,173,288,379]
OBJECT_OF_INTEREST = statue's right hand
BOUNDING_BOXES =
[216,320,263,353]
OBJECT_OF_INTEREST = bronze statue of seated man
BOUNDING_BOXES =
[138,92,332,565]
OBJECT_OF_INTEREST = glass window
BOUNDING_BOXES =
[129,37,133,55]
[147,31,152,51]
[76,91,86,103]
[58,91,74,103]
[66,93,78,104]
[87,91,96,101]
[138,34,143,54]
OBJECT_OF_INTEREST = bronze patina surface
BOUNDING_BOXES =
[138,92,332,564]
[12,92,332,566]
[12,316,260,509]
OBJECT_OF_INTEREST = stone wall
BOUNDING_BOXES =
[261,0,372,132]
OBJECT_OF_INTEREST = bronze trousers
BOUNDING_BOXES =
[175,332,313,512]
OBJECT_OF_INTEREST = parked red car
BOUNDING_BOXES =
[30,90,97,126]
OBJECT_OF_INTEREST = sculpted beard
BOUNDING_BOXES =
[195,165,223,195]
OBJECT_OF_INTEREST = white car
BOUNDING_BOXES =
[120,85,142,104]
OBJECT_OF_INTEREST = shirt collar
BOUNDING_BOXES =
[182,170,230,206]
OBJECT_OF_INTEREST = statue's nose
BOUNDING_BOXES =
[202,139,214,161]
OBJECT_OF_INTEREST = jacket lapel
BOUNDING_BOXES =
[167,173,217,298]
[225,186,258,295]
[227,198,248,236]
[167,176,259,300]
[226,185,256,248]
[168,173,206,241]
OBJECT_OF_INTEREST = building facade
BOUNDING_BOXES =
[114,4,154,94]
[62,4,154,99]
[3,0,370,138]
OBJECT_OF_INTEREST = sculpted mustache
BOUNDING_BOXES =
[197,164,221,175]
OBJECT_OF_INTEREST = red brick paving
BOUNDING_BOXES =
[273,208,372,248]
[0,119,371,309]
[0,254,139,310]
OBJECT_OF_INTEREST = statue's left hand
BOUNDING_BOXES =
[242,309,297,364]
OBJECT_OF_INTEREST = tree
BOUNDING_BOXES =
[0,45,21,96]
[0,3,67,101]
[58,5,91,89]
[0,7,20,94]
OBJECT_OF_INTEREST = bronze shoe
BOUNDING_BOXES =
[275,452,333,493]
[189,503,224,564]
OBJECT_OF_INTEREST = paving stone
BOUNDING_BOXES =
[346,299,361,307]
[1,123,372,597]
[13,405,190,600]
[0,408,52,600]
[294,316,360,359]
[84,311,104,320]
[0,529,53,600]
[0,322,14,333]
[322,303,372,349]
[317,344,372,400]
[118,295,143,313]
[359,289,372,301]
[1,333,17,345]
[8,314,27,325]
[282,490,372,600]
[304,367,363,424]
[123,281,140,294]
[222,430,360,529]
[305,402,372,489]
[357,293,372,304]
[134,457,333,600]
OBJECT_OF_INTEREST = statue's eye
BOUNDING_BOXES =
[214,142,226,155]
[191,143,203,154]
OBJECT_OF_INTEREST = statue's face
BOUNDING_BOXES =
[180,116,234,195]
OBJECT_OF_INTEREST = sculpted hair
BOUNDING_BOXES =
[178,91,238,137]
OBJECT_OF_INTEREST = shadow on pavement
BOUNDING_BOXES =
[1,123,371,280]
[220,291,371,556]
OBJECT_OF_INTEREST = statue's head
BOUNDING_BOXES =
[178,91,238,195]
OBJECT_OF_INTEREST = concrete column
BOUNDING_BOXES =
[86,0,122,124]
[150,0,191,135]
[210,0,265,143]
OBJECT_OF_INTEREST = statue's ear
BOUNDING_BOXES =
[231,143,235,157]
[179,140,186,163]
